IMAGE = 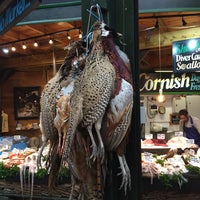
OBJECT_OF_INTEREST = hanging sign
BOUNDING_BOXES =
[0,0,41,35]
[172,38,200,73]
[140,72,200,94]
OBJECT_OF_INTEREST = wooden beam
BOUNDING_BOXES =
[139,26,200,50]
[0,49,66,69]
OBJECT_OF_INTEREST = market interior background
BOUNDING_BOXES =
[0,7,200,135]
[0,1,200,200]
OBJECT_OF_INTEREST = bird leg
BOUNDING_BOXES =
[57,129,62,156]
[87,125,98,162]
[60,125,68,156]
[95,116,105,163]
[117,155,131,195]
[37,140,48,169]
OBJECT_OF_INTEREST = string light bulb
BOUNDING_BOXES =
[11,46,16,52]
[2,48,9,54]
[49,39,53,44]
[22,43,27,49]
[79,30,82,39]
[34,41,38,47]
[67,32,71,40]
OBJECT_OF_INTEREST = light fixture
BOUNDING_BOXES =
[154,18,159,29]
[11,46,16,52]
[34,41,38,47]
[2,48,9,54]
[79,30,82,39]
[157,28,166,103]
[154,69,173,73]
[67,32,71,40]
[49,39,53,44]
[22,43,27,49]
[182,16,187,26]
[157,88,166,103]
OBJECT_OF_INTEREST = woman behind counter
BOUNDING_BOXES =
[179,109,200,147]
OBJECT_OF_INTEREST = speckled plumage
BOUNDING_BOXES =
[37,41,86,189]
[63,23,116,171]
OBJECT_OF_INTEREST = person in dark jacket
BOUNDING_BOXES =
[179,109,200,146]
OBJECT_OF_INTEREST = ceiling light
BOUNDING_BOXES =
[156,29,165,103]
[22,43,27,49]
[67,32,71,40]
[157,88,166,103]
[154,18,159,29]
[182,16,187,26]
[2,48,9,54]
[155,69,173,73]
[49,39,53,44]
[11,46,16,52]
[79,30,82,39]
[34,41,38,47]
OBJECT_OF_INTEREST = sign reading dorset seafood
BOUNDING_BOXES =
[140,73,200,94]
[172,38,200,73]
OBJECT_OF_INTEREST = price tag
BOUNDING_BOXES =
[189,149,195,156]
[167,158,174,163]
[145,134,153,139]
[14,135,21,140]
[144,152,153,156]
[1,152,8,159]
[144,152,154,163]
[190,157,199,163]
[187,139,195,144]
[157,134,165,140]
[175,131,183,137]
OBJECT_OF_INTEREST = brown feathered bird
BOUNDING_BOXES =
[62,21,133,197]
[62,22,117,174]
[100,24,134,194]
[37,40,85,189]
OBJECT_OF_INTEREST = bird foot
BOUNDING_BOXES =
[118,170,131,195]
[89,145,105,163]
[117,155,131,195]
[97,146,105,163]
[90,144,98,162]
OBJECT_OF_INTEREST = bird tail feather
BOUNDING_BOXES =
[62,94,83,178]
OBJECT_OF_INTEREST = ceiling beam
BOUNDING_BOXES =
[0,49,67,69]
[139,26,200,50]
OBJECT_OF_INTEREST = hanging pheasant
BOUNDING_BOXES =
[37,40,86,189]
[62,20,133,197]
[62,21,117,174]
[100,23,134,194]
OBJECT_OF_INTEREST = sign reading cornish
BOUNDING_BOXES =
[140,73,200,94]
[172,38,200,73]
[0,0,41,35]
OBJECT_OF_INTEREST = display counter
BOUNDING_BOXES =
[141,136,200,194]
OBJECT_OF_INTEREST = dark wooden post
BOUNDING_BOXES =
[82,1,141,199]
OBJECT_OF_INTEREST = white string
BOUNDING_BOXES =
[86,5,94,53]
[85,4,104,54]
[159,28,161,81]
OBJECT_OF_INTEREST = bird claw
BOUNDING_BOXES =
[97,146,105,163]
[118,170,131,195]
[89,145,105,163]
[90,145,98,162]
